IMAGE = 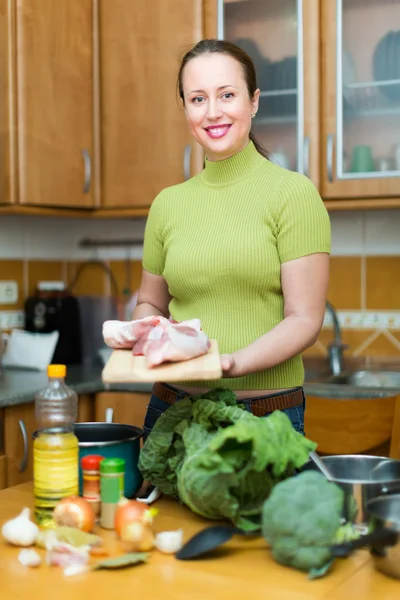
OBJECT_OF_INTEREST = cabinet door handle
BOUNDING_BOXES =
[326,134,334,182]
[183,144,191,181]
[105,408,114,423]
[303,136,310,178]
[82,149,91,193]
[18,419,28,473]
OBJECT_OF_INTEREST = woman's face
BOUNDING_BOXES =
[182,53,260,162]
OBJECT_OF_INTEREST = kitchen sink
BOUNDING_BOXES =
[323,370,400,390]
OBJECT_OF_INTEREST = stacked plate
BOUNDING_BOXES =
[373,30,400,102]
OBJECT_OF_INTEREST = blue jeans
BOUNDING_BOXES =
[143,385,305,440]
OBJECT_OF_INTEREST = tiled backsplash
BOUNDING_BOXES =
[0,215,146,260]
[0,215,147,322]
[1,209,400,358]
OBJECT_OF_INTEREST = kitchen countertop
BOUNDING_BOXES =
[0,365,154,409]
[0,365,399,409]
[0,482,399,599]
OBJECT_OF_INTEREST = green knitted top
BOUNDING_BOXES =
[142,141,331,390]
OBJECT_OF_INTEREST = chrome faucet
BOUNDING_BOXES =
[325,301,347,376]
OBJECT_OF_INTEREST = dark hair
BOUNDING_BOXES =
[177,39,269,159]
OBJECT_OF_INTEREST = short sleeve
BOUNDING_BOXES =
[273,173,331,263]
[142,193,165,276]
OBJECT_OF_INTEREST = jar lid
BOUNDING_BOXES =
[48,364,66,378]
[100,458,125,474]
[81,454,105,470]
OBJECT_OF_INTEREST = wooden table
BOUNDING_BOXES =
[0,483,399,600]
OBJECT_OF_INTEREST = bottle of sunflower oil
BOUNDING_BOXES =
[33,364,79,528]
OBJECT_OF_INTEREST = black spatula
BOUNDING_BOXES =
[176,525,242,560]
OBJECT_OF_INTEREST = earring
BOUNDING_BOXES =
[251,113,256,119]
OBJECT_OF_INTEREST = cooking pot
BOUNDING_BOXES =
[303,455,400,523]
[74,421,143,499]
[33,414,143,499]
[332,494,400,580]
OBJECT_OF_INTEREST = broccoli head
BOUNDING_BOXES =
[262,471,344,572]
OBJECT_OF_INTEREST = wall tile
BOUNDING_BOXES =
[328,257,361,309]
[0,216,27,259]
[318,328,375,356]
[0,216,146,260]
[365,210,400,256]
[355,331,400,357]
[66,262,108,296]
[0,260,25,309]
[366,257,400,310]
[302,341,326,357]
[329,211,364,256]
[6,210,400,262]
[109,261,143,298]
[27,261,65,297]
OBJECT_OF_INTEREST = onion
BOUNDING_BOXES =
[53,497,96,533]
[114,500,154,538]
[120,521,154,552]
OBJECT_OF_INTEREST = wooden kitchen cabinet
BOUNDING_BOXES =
[205,0,321,187]
[320,0,400,200]
[0,0,16,205]
[4,402,36,488]
[15,0,97,208]
[207,0,400,207]
[99,0,204,208]
[95,392,150,428]
[0,455,6,490]
[77,394,95,423]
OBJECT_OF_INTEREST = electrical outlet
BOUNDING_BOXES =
[0,281,18,305]
[0,310,25,329]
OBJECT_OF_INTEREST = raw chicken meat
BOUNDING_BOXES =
[102,316,210,368]
[103,316,167,349]
[146,323,210,368]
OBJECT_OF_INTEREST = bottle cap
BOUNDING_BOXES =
[81,455,105,471]
[48,364,67,378]
[100,458,125,474]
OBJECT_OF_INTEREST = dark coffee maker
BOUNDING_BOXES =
[24,288,82,365]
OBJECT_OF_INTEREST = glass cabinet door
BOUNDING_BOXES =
[336,0,400,181]
[218,0,305,175]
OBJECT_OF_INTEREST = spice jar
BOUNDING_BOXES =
[100,458,125,529]
[81,455,105,518]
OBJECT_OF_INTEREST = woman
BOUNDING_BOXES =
[134,39,331,437]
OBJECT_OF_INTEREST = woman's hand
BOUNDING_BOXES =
[221,354,239,378]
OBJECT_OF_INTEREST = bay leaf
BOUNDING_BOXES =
[92,552,148,570]
[36,527,102,549]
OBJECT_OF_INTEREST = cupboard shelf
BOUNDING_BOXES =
[344,106,400,119]
[259,89,297,97]
[254,115,297,125]
[344,79,400,90]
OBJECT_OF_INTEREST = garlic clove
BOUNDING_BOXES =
[18,549,41,568]
[1,508,39,547]
[155,529,184,554]
[63,564,89,577]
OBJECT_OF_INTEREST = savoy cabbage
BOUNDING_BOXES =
[138,389,316,531]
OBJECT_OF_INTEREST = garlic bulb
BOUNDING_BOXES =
[155,529,183,554]
[1,508,39,547]
[18,549,41,567]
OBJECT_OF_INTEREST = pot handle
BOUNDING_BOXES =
[380,482,400,495]
[105,408,114,423]
[18,420,28,472]
[331,527,398,557]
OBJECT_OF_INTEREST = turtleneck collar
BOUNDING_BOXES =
[201,141,266,186]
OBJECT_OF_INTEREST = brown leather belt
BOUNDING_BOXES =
[152,382,304,417]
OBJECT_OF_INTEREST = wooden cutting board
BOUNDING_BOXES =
[101,340,222,383]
